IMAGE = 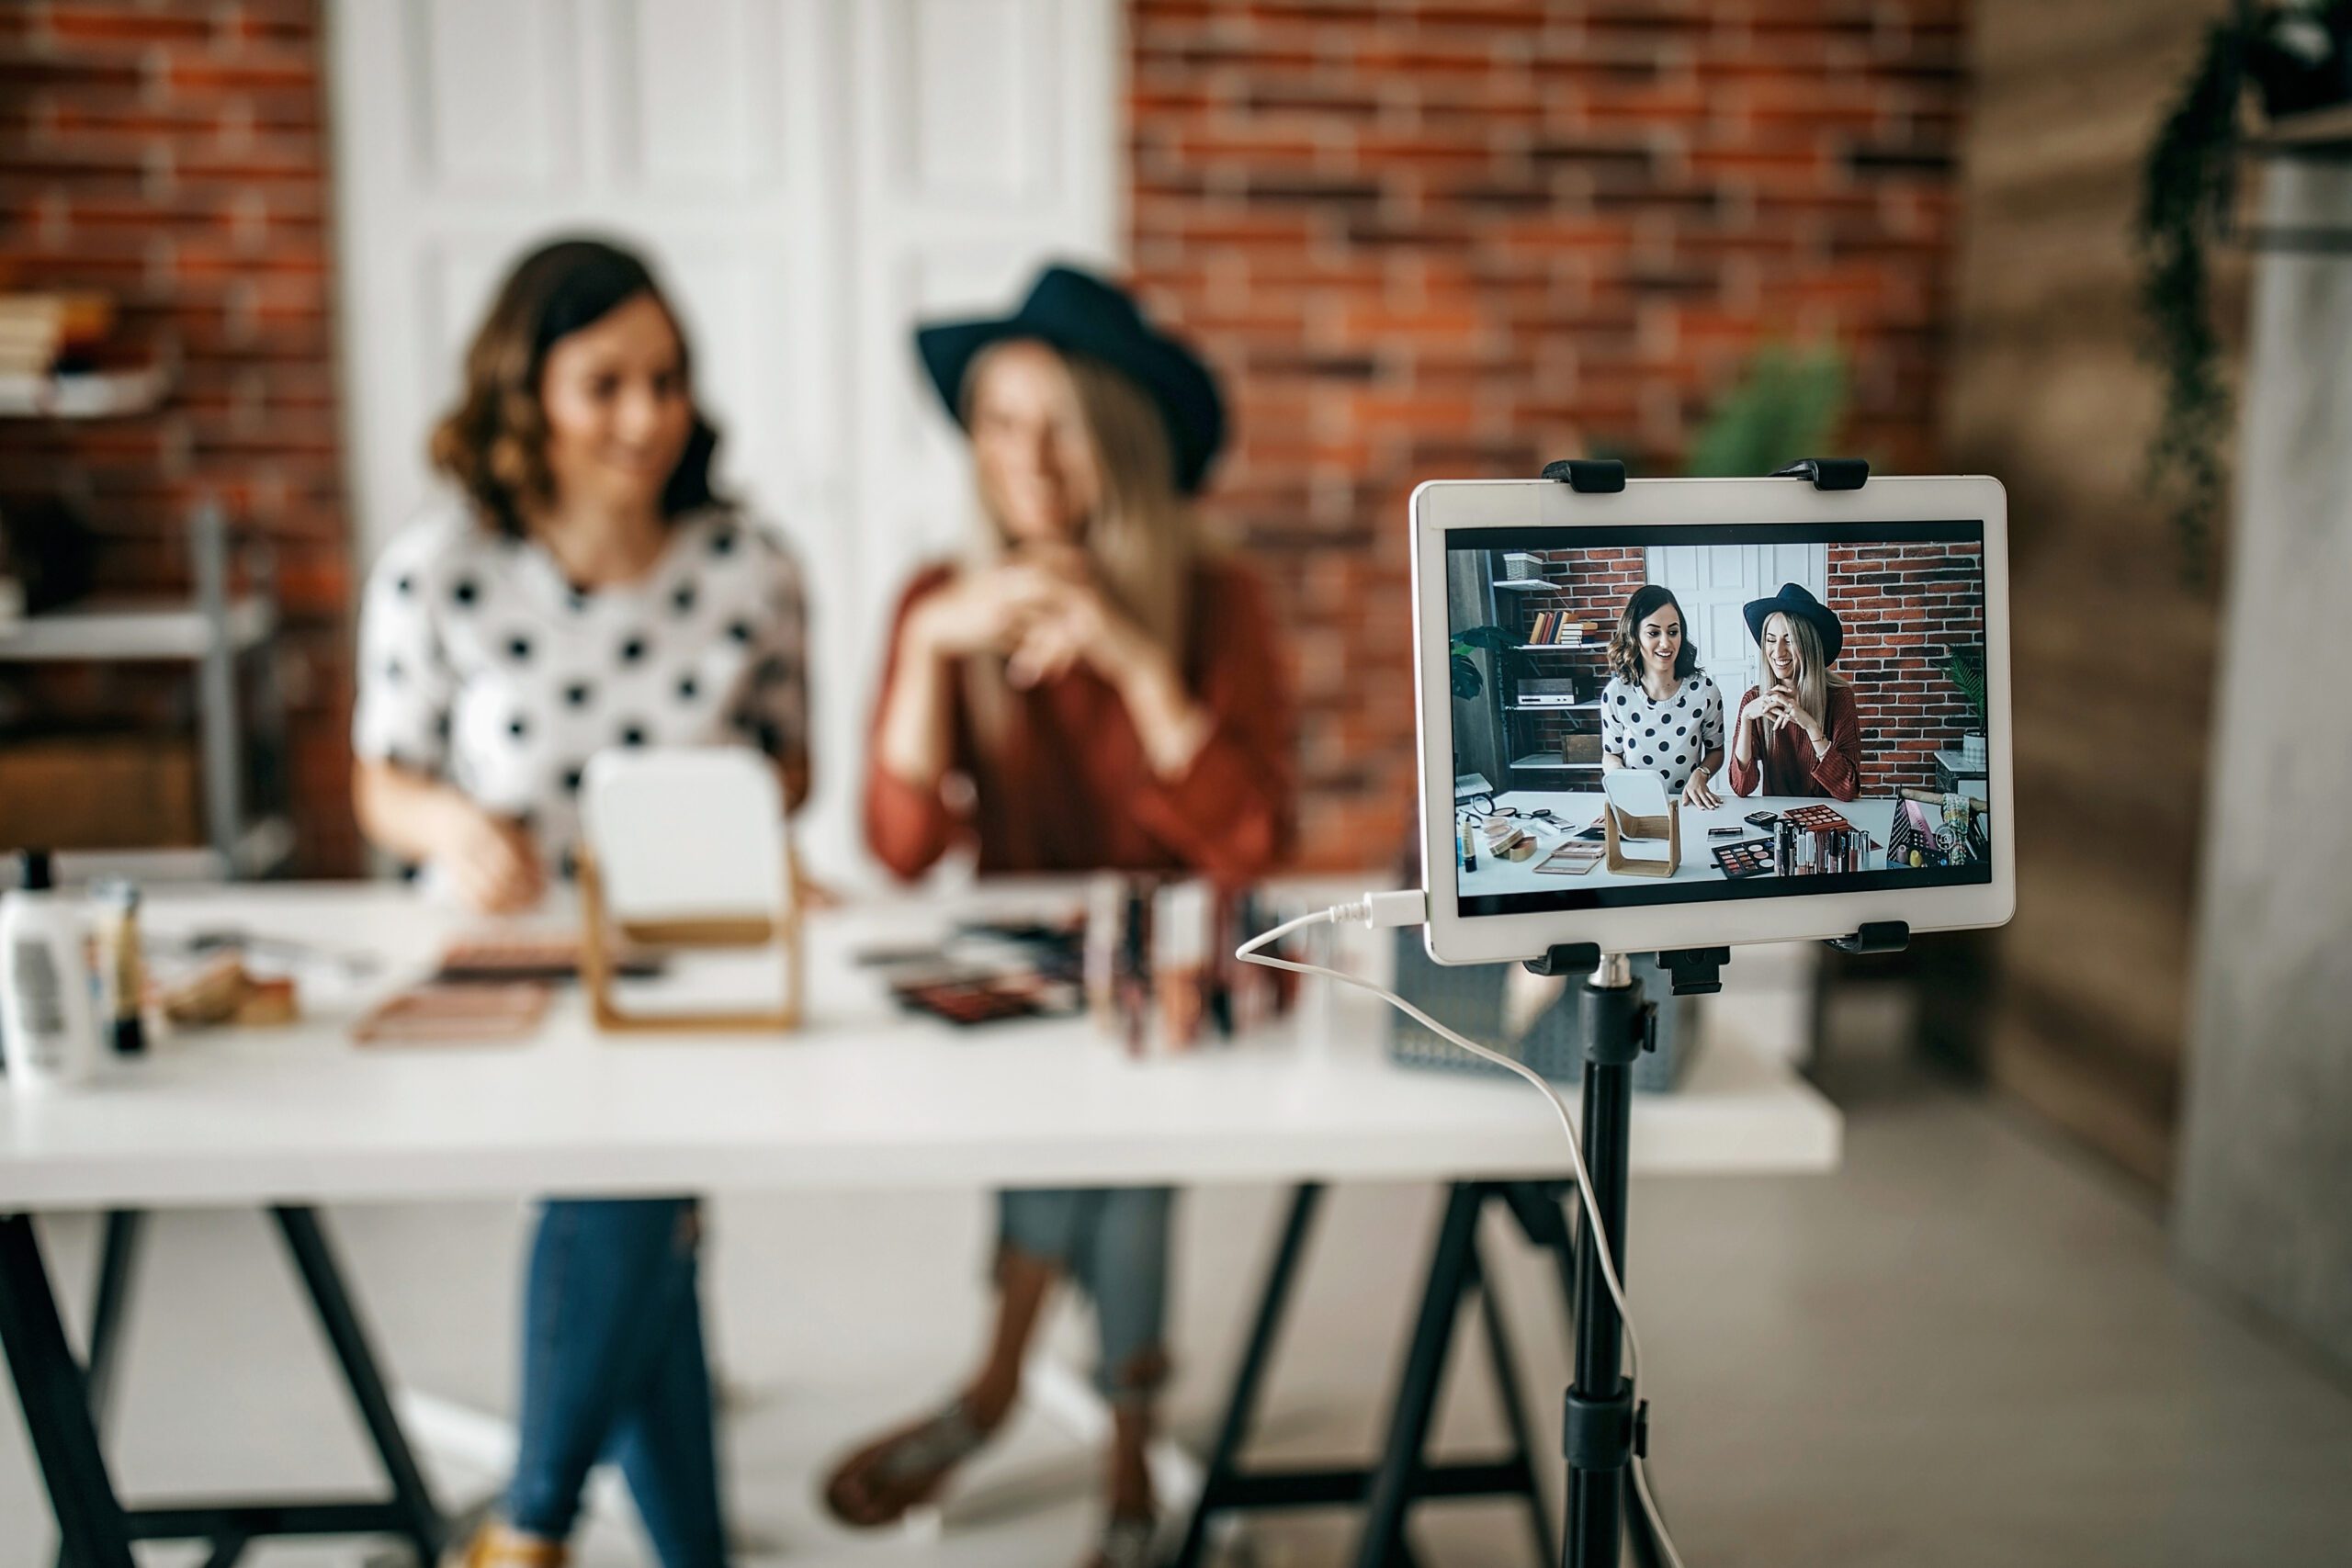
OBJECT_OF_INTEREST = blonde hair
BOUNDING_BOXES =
[1765,610,1849,731]
[958,342,1211,743]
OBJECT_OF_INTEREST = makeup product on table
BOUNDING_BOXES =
[90,880,146,1055]
[1770,805,1874,875]
[0,850,101,1090]
[1706,825,1745,839]
[436,931,665,983]
[1745,810,1780,829]
[1536,840,1605,874]
[1712,840,1776,880]
[354,982,548,1046]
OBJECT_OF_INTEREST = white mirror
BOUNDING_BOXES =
[577,748,801,1032]
[581,748,790,924]
[1601,768,1670,826]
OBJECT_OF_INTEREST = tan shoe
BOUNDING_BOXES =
[445,1521,568,1568]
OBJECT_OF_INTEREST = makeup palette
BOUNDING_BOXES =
[1536,840,1605,874]
[1782,804,1854,834]
[1712,840,1776,880]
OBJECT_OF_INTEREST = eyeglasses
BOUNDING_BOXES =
[1458,804,1561,826]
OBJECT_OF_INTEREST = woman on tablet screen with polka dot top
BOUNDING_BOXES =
[351,237,808,1568]
[1600,583,1727,808]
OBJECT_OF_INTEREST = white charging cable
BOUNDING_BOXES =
[1237,892,1685,1568]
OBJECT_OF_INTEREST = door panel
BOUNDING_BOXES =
[331,0,1116,880]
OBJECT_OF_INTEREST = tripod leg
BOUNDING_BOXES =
[1170,1182,1324,1568]
[1470,1236,1557,1568]
[1351,1182,1483,1568]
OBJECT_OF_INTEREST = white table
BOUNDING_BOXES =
[0,882,1840,1568]
[1458,790,1900,897]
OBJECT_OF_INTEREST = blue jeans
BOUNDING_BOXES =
[506,1197,724,1568]
[997,1186,1173,1404]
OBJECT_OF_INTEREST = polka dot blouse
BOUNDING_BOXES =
[352,504,808,873]
[1600,671,1725,795]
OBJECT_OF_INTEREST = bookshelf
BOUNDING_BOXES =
[1485,551,1611,784]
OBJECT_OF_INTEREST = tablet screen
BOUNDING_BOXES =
[1445,520,1993,917]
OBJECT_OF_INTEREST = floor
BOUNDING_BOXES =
[6,1036,2352,1568]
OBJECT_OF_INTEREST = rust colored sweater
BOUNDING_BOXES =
[1724,682,1863,801]
[865,560,1295,883]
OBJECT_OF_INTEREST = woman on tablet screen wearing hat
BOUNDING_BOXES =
[1726,581,1863,801]
[825,265,1293,1568]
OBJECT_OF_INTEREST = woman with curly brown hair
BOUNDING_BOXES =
[1598,583,1726,808]
[351,236,808,1568]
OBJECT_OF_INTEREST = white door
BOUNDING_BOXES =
[1646,542,1828,716]
[328,0,1117,881]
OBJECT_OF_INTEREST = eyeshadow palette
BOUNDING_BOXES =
[1712,840,1776,880]
[1536,840,1606,874]
[1781,804,1855,834]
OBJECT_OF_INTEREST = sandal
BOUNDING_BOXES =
[822,1396,992,1528]
[443,1522,567,1568]
[1085,1513,1159,1568]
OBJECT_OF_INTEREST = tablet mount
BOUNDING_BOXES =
[1532,456,1910,1568]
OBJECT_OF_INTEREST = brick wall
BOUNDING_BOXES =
[0,0,355,873]
[1131,1,1968,867]
[1824,540,1982,792]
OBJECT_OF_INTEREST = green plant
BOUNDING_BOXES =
[1943,645,1986,728]
[1448,624,1521,701]
[2137,2,2352,583]
[1684,344,1849,479]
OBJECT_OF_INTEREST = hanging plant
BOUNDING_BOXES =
[2136,1,2352,583]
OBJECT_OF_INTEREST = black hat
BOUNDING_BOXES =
[915,264,1226,494]
[1743,581,1845,665]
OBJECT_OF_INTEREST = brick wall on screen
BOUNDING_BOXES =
[0,1,355,873]
[1824,540,1983,793]
[1130,2,1967,866]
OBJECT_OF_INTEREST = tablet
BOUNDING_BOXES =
[1412,475,2014,964]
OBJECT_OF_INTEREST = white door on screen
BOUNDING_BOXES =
[1645,543,1828,720]
[326,0,1118,884]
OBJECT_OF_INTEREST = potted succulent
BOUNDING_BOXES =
[2138,1,2352,581]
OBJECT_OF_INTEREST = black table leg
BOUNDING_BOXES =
[1473,1235,1557,1568]
[80,1210,142,1425]
[1170,1181,1324,1568]
[271,1205,446,1563]
[1351,1181,1485,1568]
[0,1213,138,1568]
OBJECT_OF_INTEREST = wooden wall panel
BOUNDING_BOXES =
[1944,0,2244,1187]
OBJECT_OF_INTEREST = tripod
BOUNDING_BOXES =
[1527,942,1724,1568]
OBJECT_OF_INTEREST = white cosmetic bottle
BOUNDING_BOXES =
[1,850,102,1093]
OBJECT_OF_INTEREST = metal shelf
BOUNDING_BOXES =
[0,364,171,420]
[52,817,294,884]
[0,597,274,661]
[1513,643,1600,652]
[1510,755,1604,772]
[1509,699,1601,712]
[1491,579,1555,591]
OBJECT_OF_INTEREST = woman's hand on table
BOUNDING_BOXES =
[435,801,544,914]
[1681,767,1724,810]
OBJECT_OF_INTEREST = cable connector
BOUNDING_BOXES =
[1354,889,1428,929]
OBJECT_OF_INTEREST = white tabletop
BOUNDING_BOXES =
[1458,791,1900,897]
[0,884,1839,1211]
